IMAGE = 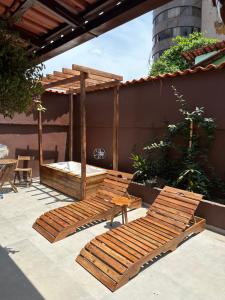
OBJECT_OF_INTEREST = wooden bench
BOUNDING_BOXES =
[76,186,205,291]
[33,170,142,243]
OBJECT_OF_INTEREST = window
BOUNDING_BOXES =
[153,26,200,45]
[153,6,201,25]
[168,7,180,19]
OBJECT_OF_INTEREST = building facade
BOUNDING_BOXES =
[152,0,225,60]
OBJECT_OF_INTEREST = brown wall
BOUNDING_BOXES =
[76,68,225,180]
[0,93,70,176]
[1,67,225,180]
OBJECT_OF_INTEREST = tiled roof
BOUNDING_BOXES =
[182,40,225,63]
[122,62,225,86]
[46,62,225,95]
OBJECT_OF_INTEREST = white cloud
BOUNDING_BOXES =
[43,11,153,81]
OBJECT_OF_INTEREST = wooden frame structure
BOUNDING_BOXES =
[39,64,123,199]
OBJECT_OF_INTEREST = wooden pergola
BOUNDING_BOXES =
[39,64,123,199]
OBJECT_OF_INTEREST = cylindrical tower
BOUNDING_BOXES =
[152,0,202,60]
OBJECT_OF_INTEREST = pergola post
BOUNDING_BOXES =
[113,85,120,170]
[69,93,74,161]
[38,100,43,171]
[80,72,87,199]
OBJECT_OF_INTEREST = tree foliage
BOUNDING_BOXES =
[0,21,44,118]
[150,32,218,76]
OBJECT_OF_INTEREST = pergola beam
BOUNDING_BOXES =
[72,64,123,81]
[69,80,121,94]
[43,75,81,89]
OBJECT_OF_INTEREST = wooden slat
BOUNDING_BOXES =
[153,201,191,219]
[145,216,181,235]
[76,256,117,291]
[36,218,58,237]
[110,229,150,255]
[45,212,69,228]
[160,191,200,206]
[150,206,189,224]
[148,211,185,231]
[62,206,87,219]
[128,223,166,245]
[121,226,162,248]
[118,226,159,249]
[138,218,177,239]
[83,199,109,211]
[33,223,55,243]
[58,207,83,221]
[96,235,139,263]
[41,215,64,231]
[91,239,132,268]
[156,195,196,210]
[85,243,126,274]
[105,232,142,259]
[50,210,77,225]
[156,198,194,214]
[164,186,203,201]
[80,248,121,283]
[132,220,171,242]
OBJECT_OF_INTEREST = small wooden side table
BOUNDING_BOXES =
[110,196,132,225]
[0,159,18,193]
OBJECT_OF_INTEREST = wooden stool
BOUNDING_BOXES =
[110,196,132,225]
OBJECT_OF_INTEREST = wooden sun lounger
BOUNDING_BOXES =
[33,170,142,243]
[76,186,205,291]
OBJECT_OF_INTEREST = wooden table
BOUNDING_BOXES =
[110,196,132,225]
[0,159,18,193]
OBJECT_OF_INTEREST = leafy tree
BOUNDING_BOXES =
[150,32,217,76]
[0,21,44,118]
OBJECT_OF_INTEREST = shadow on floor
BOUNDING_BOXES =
[0,245,45,300]
[25,182,75,205]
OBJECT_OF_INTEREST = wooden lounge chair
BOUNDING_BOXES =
[33,170,141,243]
[76,186,205,292]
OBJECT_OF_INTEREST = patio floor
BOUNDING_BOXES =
[0,180,225,300]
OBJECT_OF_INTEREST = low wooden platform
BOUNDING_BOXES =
[76,186,205,291]
[33,170,142,243]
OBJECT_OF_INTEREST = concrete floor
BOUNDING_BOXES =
[0,180,225,300]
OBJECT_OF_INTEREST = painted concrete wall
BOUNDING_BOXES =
[74,67,225,181]
[2,67,225,182]
[0,93,70,177]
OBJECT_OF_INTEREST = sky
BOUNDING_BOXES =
[43,11,153,81]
